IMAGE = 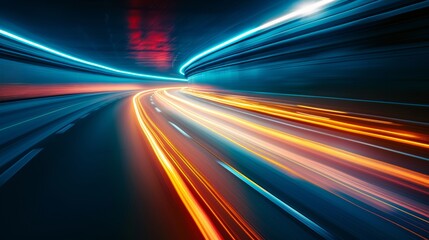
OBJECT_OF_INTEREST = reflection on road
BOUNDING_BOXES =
[133,87,429,239]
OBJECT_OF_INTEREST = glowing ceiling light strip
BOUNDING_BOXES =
[0,29,186,81]
[179,0,336,75]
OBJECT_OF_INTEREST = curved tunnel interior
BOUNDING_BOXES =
[1,0,429,239]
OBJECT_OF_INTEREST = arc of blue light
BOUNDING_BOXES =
[179,0,336,75]
[0,29,187,82]
[218,161,334,239]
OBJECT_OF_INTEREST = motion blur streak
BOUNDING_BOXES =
[179,0,336,75]
[0,29,185,81]
[0,91,133,187]
[219,161,334,240]
[0,84,144,101]
[183,89,429,148]
[133,90,222,240]
[2,0,429,238]
[165,89,429,190]
[130,87,429,239]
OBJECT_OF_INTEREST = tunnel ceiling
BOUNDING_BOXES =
[0,0,297,78]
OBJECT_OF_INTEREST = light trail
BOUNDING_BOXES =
[0,29,186,81]
[131,87,429,238]
[179,0,337,75]
[219,161,333,240]
[160,91,427,221]
[165,90,429,190]
[151,88,429,238]
[214,102,429,161]
[133,90,263,239]
[0,84,144,101]
[0,101,87,132]
[183,89,429,149]
[133,90,221,240]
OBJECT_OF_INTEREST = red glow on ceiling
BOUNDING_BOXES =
[127,6,173,71]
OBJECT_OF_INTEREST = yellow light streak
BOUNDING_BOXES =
[166,90,429,189]
[133,90,222,240]
[184,89,428,149]
[157,89,429,225]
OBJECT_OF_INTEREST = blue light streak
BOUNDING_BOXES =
[219,161,334,239]
[179,0,336,75]
[0,29,187,82]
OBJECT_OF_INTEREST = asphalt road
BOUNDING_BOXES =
[0,92,200,239]
[1,88,428,239]
[133,87,429,239]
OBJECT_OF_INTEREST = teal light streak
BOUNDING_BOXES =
[0,29,187,82]
[179,0,336,75]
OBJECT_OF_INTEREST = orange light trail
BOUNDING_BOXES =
[133,90,222,240]
[152,88,429,232]
[164,90,429,190]
[130,87,429,239]
[183,89,428,148]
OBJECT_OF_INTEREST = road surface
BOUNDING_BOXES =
[1,87,428,239]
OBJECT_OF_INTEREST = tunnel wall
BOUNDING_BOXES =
[0,32,179,100]
[0,32,180,85]
[185,1,429,103]
[0,58,145,84]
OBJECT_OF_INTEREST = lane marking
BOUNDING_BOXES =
[169,122,191,138]
[56,123,74,134]
[155,107,162,113]
[219,161,334,240]
[0,148,43,186]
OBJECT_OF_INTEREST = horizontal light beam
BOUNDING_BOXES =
[179,0,336,75]
[0,29,187,82]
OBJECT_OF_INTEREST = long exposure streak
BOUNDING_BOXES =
[0,29,185,81]
[2,1,429,238]
[133,90,221,239]
[179,0,336,75]
[130,87,428,239]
